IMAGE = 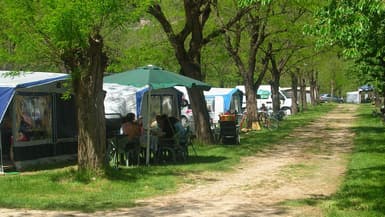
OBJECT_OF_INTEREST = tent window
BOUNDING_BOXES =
[149,95,174,118]
[230,95,242,114]
[205,98,214,112]
[14,94,52,142]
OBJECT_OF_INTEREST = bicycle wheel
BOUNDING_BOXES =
[266,116,279,130]
[257,112,266,129]
[106,140,119,168]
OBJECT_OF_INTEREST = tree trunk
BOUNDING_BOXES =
[73,34,107,172]
[270,55,281,114]
[187,86,213,143]
[300,78,307,111]
[245,77,258,127]
[309,70,317,106]
[290,70,299,114]
[270,80,280,114]
[148,2,215,144]
[180,60,213,144]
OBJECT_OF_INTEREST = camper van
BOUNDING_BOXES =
[236,85,292,115]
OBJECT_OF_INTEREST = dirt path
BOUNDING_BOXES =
[0,104,357,217]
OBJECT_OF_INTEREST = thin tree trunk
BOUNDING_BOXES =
[300,78,307,111]
[269,52,281,114]
[245,78,258,126]
[290,70,299,114]
[309,70,317,106]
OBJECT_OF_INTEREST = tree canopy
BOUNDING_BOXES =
[0,0,149,172]
[311,0,385,92]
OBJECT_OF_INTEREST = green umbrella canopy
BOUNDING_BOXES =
[104,65,210,165]
[104,65,211,90]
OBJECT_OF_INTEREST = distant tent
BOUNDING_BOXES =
[346,91,360,104]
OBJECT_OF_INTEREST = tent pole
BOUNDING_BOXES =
[146,89,151,165]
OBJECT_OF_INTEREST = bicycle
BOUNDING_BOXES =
[257,110,279,130]
[106,135,137,168]
[106,138,119,168]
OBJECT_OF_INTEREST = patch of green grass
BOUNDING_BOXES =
[0,104,335,211]
[321,104,385,217]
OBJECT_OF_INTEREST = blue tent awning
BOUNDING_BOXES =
[0,87,15,123]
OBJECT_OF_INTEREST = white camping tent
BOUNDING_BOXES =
[346,91,360,104]
[103,83,145,117]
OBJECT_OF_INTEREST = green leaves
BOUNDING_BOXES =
[311,0,385,91]
[237,0,272,7]
[0,0,150,71]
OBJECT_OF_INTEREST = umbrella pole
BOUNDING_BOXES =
[0,131,3,175]
[146,89,151,165]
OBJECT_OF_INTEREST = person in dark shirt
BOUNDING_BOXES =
[158,114,175,139]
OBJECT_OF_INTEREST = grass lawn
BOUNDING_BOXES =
[322,104,385,217]
[0,104,335,212]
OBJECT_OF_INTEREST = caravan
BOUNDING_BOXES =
[236,85,292,115]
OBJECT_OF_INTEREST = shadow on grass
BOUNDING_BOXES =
[321,106,385,216]
[0,104,338,212]
[104,155,228,181]
[280,194,331,207]
[332,165,385,213]
[351,126,385,134]
[184,155,228,164]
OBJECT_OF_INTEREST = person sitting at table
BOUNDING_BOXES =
[121,113,141,164]
[158,114,175,139]
[137,115,144,135]
[169,116,186,145]
[121,113,141,143]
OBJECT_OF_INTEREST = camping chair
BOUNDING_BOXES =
[180,126,196,157]
[156,117,188,163]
